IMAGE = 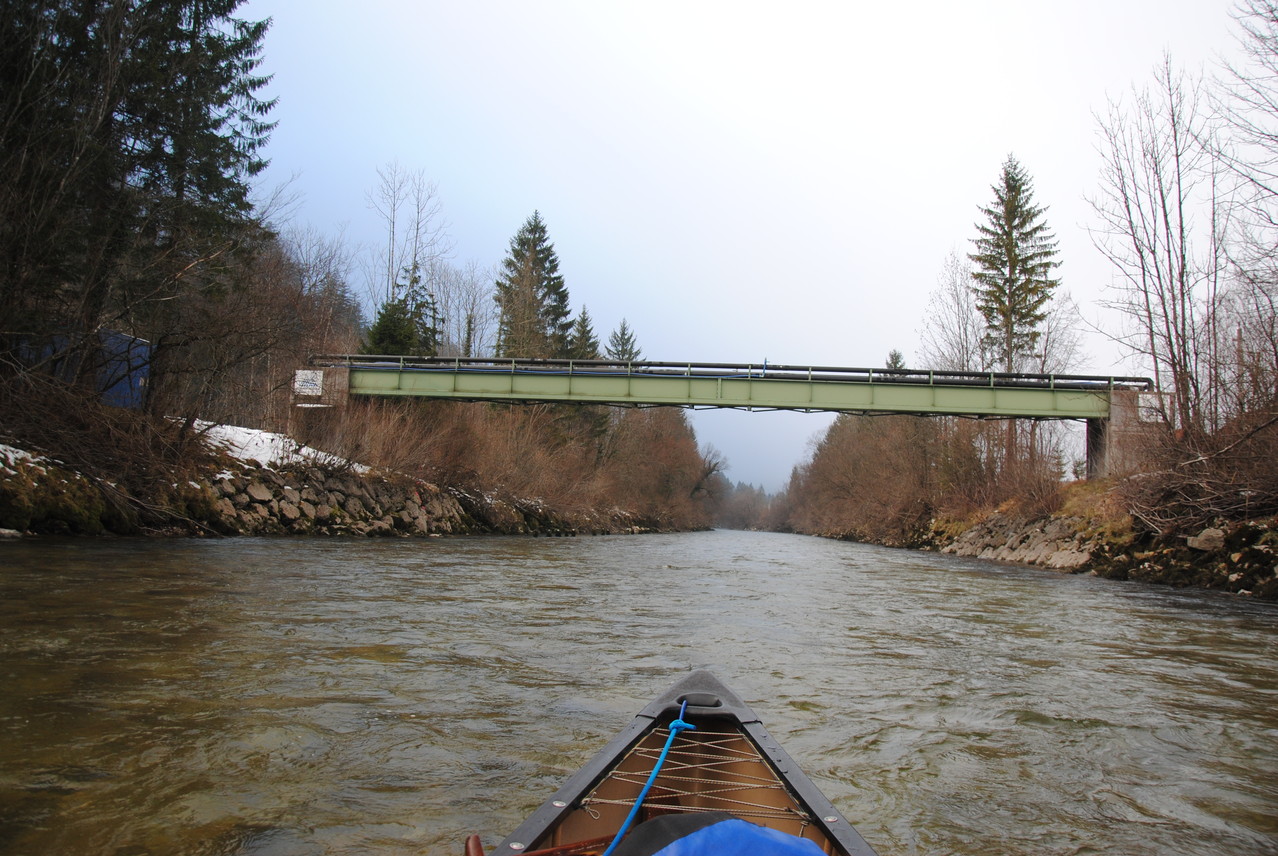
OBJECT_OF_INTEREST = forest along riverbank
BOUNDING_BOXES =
[777,475,1278,602]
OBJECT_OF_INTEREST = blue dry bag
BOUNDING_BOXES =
[611,812,827,856]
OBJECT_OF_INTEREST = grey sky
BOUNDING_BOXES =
[244,0,1240,490]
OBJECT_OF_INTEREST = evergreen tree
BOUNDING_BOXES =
[361,300,418,355]
[0,0,275,384]
[493,211,571,358]
[968,156,1060,373]
[361,263,441,356]
[886,349,906,370]
[128,1,275,247]
[566,306,601,360]
[399,261,442,356]
[605,319,642,362]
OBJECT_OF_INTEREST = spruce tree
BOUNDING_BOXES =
[361,300,418,355]
[493,211,571,358]
[361,263,441,356]
[605,319,642,362]
[968,156,1060,373]
[566,307,601,360]
[0,0,275,380]
[399,262,442,356]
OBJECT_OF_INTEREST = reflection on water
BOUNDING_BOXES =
[1,532,1277,855]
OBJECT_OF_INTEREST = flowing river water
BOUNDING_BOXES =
[1,531,1276,856]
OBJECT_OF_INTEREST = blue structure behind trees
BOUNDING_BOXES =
[16,331,151,410]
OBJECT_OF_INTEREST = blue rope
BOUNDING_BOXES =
[599,701,696,856]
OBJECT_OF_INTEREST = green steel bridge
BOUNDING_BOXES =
[302,356,1156,477]
[307,354,1152,420]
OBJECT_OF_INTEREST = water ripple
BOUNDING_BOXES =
[1,532,1276,855]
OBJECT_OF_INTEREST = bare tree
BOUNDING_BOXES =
[1213,0,1278,417]
[919,249,989,371]
[365,162,451,306]
[436,259,498,357]
[1220,0,1278,230]
[1089,56,1232,433]
[1029,292,1085,375]
[282,225,362,352]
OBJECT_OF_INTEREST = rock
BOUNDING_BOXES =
[1045,549,1091,569]
[1187,528,1226,552]
[279,501,301,521]
[245,481,273,503]
[0,528,22,539]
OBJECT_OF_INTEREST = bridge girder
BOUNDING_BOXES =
[303,357,1157,477]
[347,364,1116,418]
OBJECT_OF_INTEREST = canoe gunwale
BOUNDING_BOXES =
[489,672,879,856]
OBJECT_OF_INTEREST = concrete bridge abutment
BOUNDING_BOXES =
[1086,389,1165,479]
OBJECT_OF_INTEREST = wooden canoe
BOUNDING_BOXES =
[465,671,879,856]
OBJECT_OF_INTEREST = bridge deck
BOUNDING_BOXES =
[308,356,1152,420]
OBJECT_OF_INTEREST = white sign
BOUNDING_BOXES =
[293,369,324,396]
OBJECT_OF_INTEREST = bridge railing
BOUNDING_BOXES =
[308,355,1153,393]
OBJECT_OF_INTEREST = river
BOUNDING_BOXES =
[1,531,1275,856]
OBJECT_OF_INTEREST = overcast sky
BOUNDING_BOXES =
[243,0,1242,490]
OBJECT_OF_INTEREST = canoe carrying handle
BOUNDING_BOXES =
[678,692,722,709]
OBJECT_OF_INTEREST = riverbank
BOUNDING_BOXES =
[925,503,1278,601]
[788,479,1278,601]
[0,426,682,539]
[6,426,1275,601]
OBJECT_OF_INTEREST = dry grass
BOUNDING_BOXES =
[303,400,715,529]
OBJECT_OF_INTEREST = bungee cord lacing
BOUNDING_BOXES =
[598,700,696,856]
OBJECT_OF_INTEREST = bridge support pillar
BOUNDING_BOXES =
[289,367,349,446]
[1085,389,1162,479]
[1085,418,1108,479]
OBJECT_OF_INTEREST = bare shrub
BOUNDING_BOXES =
[1120,405,1278,532]
[0,374,219,530]
[782,414,937,545]
[305,400,715,529]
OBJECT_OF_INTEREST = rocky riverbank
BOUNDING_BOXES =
[200,464,666,537]
[929,509,1278,601]
[0,438,677,540]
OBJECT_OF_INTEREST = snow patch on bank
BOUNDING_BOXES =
[199,423,365,473]
[1,444,44,474]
